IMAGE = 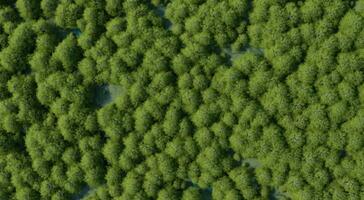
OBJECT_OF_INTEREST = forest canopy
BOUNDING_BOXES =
[0,0,363,200]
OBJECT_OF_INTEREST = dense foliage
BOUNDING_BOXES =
[0,0,363,199]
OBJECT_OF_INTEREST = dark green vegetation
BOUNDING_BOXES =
[0,0,363,199]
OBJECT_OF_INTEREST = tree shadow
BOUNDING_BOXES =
[92,84,123,108]
[223,46,264,62]
[72,185,92,200]
[186,180,213,200]
[71,28,81,37]
[59,28,82,38]
[269,188,290,200]
[154,5,173,30]
[242,158,262,168]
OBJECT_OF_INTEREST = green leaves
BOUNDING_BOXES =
[16,0,41,20]
[301,0,323,22]
[81,152,105,187]
[0,0,363,199]
[260,83,290,116]
[105,0,124,17]
[0,22,35,72]
[52,34,82,72]
[248,69,271,97]
[54,1,82,28]
[229,166,259,199]
[40,0,59,18]
[192,104,219,127]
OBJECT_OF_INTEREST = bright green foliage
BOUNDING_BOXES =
[16,0,41,20]
[52,34,82,72]
[0,0,363,200]
[182,187,201,200]
[54,1,82,28]
[0,22,35,72]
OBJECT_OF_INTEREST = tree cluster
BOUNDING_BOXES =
[0,0,363,200]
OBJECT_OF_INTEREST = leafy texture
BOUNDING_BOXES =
[0,0,363,200]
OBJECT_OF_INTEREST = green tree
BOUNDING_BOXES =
[15,187,40,200]
[212,176,235,200]
[181,89,201,114]
[65,165,83,193]
[260,83,290,116]
[129,82,148,106]
[172,54,191,76]
[1,113,21,133]
[80,152,105,187]
[133,107,153,133]
[0,22,35,72]
[162,104,182,136]
[149,72,175,93]
[103,138,122,165]
[40,180,58,198]
[191,104,219,127]
[300,0,323,23]
[41,0,60,18]
[105,17,126,37]
[248,69,271,97]
[52,34,82,72]
[16,0,40,20]
[62,147,80,165]
[157,186,179,200]
[337,11,363,51]
[157,153,177,182]
[105,166,123,197]
[338,81,356,101]
[97,104,125,138]
[121,170,143,197]
[155,86,176,106]
[87,36,116,61]
[143,169,162,198]
[182,187,202,200]
[55,1,82,28]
